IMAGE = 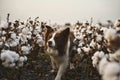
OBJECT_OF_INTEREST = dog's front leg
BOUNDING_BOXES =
[55,61,68,80]
[50,56,56,73]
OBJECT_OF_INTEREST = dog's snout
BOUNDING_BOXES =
[48,41,52,46]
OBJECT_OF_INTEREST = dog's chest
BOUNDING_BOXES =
[46,47,58,56]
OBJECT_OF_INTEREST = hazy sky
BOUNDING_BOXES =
[0,0,120,24]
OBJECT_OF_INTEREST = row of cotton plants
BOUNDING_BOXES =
[73,19,120,80]
[0,16,44,68]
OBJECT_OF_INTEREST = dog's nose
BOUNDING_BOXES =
[48,41,52,46]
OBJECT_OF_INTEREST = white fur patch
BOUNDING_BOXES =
[47,32,56,47]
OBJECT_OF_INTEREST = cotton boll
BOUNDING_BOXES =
[92,57,99,68]
[86,29,92,34]
[29,26,33,31]
[77,48,82,54]
[21,46,31,54]
[97,43,101,49]
[102,62,120,80]
[11,53,19,61]
[96,35,102,42]
[114,19,120,28]
[81,28,86,33]
[100,27,108,35]
[104,28,117,41]
[36,39,44,47]
[9,41,18,47]
[92,51,105,68]
[90,39,96,48]
[19,34,28,44]
[82,46,91,54]
[92,51,100,67]
[1,50,19,65]
[19,56,25,62]
[78,41,84,47]
[4,43,10,48]
[11,33,16,39]
[99,51,105,59]
[36,35,44,47]
[2,31,7,35]
[87,26,91,30]
[24,56,27,61]
[22,27,29,35]
[75,34,83,40]
[27,34,32,39]
[98,56,109,75]
[93,51,100,57]
[95,24,101,29]
[1,51,14,63]
[8,50,19,61]
[17,56,27,67]
[0,21,8,29]
[35,26,42,32]
[18,25,25,29]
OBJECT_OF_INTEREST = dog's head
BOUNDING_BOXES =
[45,27,70,56]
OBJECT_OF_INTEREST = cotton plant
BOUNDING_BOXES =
[91,20,120,80]
[0,16,46,68]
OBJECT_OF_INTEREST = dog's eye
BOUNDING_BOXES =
[48,34,53,39]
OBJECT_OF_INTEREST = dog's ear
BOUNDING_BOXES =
[46,25,55,33]
[61,27,70,37]
[55,27,70,56]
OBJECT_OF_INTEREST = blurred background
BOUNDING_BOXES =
[0,0,120,24]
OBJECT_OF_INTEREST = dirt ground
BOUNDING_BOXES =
[0,52,101,80]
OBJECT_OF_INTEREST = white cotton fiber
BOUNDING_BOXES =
[100,27,108,34]
[90,39,96,48]
[92,57,99,68]
[0,21,8,29]
[98,56,109,75]
[9,41,18,47]
[2,31,7,35]
[22,27,29,35]
[96,35,102,42]
[1,50,14,63]
[77,48,82,54]
[82,46,91,54]
[0,50,19,67]
[11,33,16,39]
[19,56,25,62]
[102,62,120,80]
[114,19,120,28]
[21,46,31,54]
[1,50,19,61]
[91,51,105,68]
[99,51,105,59]
[24,56,27,61]
[104,28,117,41]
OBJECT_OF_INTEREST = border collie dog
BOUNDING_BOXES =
[44,26,74,80]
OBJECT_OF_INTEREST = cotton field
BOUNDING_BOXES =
[0,14,120,80]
